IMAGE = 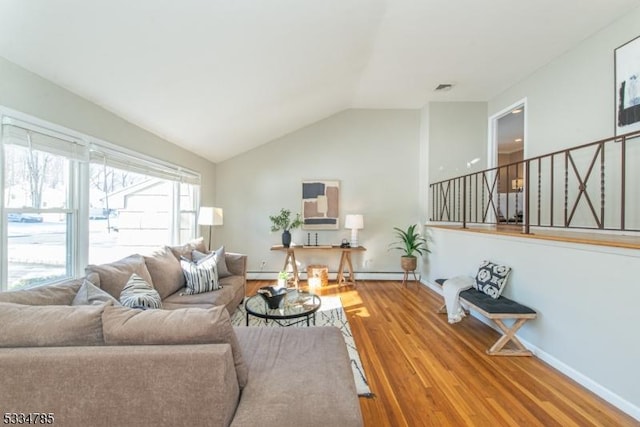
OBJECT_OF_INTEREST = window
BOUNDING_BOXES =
[1,111,200,290]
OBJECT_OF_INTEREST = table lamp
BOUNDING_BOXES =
[198,206,223,250]
[344,214,363,248]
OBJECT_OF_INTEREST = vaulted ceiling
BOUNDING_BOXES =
[0,1,638,162]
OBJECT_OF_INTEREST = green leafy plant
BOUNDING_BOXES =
[278,271,289,280]
[269,208,303,232]
[390,224,429,257]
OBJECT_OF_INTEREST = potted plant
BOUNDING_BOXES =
[269,208,303,248]
[276,271,288,288]
[390,224,429,272]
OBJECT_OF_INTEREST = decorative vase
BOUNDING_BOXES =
[282,230,291,248]
[401,256,417,272]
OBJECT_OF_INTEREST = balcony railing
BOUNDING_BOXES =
[429,130,640,234]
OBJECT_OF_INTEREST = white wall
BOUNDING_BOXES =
[428,102,488,183]
[488,7,640,156]
[215,109,421,276]
[426,227,640,418]
[426,6,640,418]
[0,57,217,206]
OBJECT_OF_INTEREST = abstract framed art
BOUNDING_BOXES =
[615,35,640,135]
[301,180,340,229]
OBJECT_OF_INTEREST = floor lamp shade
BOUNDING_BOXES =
[345,214,363,248]
[198,207,223,250]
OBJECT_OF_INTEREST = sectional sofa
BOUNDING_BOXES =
[0,239,363,427]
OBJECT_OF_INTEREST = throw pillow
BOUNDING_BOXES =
[474,260,512,299]
[0,301,108,347]
[72,279,121,306]
[193,246,232,279]
[120,274,162,309]
[143,246,186,299]
[102,305,248,388]
[85,254,154,299]
[180,253,220,295]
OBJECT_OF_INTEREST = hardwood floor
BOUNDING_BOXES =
[246,280,638,426]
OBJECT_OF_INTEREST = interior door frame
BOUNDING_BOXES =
[487,97,527,225]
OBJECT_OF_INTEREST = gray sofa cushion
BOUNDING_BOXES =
[143,246,185,299]
[0,278,83,305]
[85,254,154,299]
[232,327,363,427]
[163,275,245,314]
[103,305,248,388]
[0,302,108,347]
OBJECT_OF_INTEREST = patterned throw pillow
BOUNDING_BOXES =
[180,252,220,295]
[474,261,512,299]
[120,274,162,309]
[192,247,232,279]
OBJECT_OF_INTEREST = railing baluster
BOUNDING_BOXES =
[600,142,605,229]
[537,158,541,227]
[463,177,467,229]
[621,136,626,230]
[564,151,569,227]
[550,155,554,227]
[525,159,531,234]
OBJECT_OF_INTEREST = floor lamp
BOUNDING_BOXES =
[198,206,224,250]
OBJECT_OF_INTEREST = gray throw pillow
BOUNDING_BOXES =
[143,246,185,299]
[72,279,121,306]
[193,247,232,279]
[120,274,162,309]
[181,253,220,294]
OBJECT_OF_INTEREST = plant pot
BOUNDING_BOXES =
[401,256,417,272]
[282,230,291,248]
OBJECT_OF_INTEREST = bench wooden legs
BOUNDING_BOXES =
[487,318,532,357]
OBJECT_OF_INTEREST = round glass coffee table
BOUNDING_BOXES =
[244,289,321,326]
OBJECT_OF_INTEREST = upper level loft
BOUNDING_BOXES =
[428,130,640,250]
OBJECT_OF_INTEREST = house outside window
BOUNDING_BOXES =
[1,111,200,291]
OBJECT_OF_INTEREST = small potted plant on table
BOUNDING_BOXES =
[269,208,303,248]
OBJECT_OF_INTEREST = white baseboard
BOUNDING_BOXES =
[420,279,640,422]
[247,271,410,281]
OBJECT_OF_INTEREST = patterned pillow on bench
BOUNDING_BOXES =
[474,260,511,299]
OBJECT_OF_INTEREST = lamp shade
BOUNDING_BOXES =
[511,179,524,191]
[198,207,224,226]
[345,214,364,230]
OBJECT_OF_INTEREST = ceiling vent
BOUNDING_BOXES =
[434,83,454,92]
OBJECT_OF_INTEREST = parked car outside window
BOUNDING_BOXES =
[7,213,44,223]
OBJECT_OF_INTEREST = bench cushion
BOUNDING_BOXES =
[435,279,535,315]
[459,289,535,315]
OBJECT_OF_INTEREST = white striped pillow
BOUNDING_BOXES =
[180,253,220,295]
[120,273,162,309]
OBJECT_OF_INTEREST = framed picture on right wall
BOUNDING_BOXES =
[615,35,640,136]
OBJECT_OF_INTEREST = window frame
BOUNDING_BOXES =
[1,106,201,291]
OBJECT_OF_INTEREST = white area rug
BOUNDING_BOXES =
[231,295,373,397]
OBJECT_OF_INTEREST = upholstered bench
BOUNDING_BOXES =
[435,279,537,356]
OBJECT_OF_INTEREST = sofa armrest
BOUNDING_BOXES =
[225,253,247,279]
[0,344,239,427]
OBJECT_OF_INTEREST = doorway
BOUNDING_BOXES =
[488,99,526,225]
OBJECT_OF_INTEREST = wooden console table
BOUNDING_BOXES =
[270,245,366,287]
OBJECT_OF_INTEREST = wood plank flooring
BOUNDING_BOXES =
[246,280,638,426]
